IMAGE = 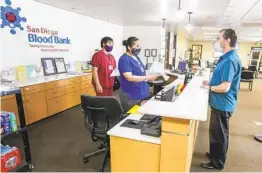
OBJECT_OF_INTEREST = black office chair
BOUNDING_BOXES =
[81,95,124,172]
[248,65,258,78]
[240,70,254,91]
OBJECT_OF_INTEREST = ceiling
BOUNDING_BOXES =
[34,0,262,43]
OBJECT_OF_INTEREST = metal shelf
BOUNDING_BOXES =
[1,86,33,172]
[8,161,33,172]
[1,127,27,140]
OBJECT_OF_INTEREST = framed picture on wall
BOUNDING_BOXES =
[192,45,203,60]
[41,58,57,76]
[54,58,67,74]
[151,49,157,57]
[145,49,150,57]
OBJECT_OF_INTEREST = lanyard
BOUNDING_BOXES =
[107,54,112,65]
[130,55,145,74]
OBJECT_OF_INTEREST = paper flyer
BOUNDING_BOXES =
[110,69,120,77]
[26,65,36,79]
[1,67,16,81]
[75,61,82,73]
[16,65,27,81]
[148,61,164,75]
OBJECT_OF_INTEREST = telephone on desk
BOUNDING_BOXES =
[120,114,162,137]
[140,115,162,137]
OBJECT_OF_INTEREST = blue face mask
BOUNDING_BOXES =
[131,48,141,56]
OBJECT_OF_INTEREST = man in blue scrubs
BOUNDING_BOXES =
[201,29,242,170]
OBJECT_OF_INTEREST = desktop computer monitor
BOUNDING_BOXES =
[160,85,177,102]
[178,61,187,71]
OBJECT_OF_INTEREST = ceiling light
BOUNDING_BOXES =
[206,38,216,40]
[205,36,217,39]
[176,0,184,20]
[186,12,193,31]
[202,27,222,31]
[186,23,193,31]
[162,18,166,28]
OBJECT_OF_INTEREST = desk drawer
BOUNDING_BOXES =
[66,83,81,94]
[46,87,66,99]
[66,91,81,108]
[22,84,45,95]
[45,80,65,90]
[81,88,96,96]
[65,77,80,85]
[1,94,15,101]
[47,95,66,116]
[81,81,91,89]
[81,75,92,82]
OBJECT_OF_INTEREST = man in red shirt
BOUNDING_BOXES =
[92,37,116,96]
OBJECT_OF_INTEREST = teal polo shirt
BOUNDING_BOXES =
[209,50,242,112]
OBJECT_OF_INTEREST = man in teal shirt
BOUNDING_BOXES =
[201,29,242,170]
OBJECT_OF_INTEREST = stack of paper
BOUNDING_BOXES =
[148,61,170,81]
[148,61,164,75]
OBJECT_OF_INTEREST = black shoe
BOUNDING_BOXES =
[201,162,223,170]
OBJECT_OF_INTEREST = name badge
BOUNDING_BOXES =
[109,65,113,70]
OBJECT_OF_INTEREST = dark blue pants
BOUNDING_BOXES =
[209,108,232,168]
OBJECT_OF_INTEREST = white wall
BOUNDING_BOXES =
[123,26,164,65]
[175,26,193,68]
[0,0,123,69]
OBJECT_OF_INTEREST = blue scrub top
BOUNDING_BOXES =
[118,53,150,100]
[209,50,242,112]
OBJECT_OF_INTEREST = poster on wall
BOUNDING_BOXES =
[192,45,203,60]
[0,0,71,52]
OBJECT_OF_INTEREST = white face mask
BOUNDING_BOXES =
[214,41,222,52]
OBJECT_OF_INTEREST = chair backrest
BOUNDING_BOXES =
[81,95,124,141]
[241,70,254,80]
[248,65,257,72]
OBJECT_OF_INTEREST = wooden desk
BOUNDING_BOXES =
[1,73,95,125]
[108,69,210,172]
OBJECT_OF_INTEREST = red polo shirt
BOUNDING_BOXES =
[92,50,116,89]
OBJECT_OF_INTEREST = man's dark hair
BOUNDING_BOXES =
[101,37,113,48]
[122,37,139,51]
[219,29,237,47]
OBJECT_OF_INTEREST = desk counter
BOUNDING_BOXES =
[108,69,211,172]
[11,73,91,87]
[107,114,161,145]
[139,69,210,121]
[1,73,95,125]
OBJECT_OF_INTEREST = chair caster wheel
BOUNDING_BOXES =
[83,157,89,163]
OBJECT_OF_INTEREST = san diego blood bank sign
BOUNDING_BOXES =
[1,0,71,52]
